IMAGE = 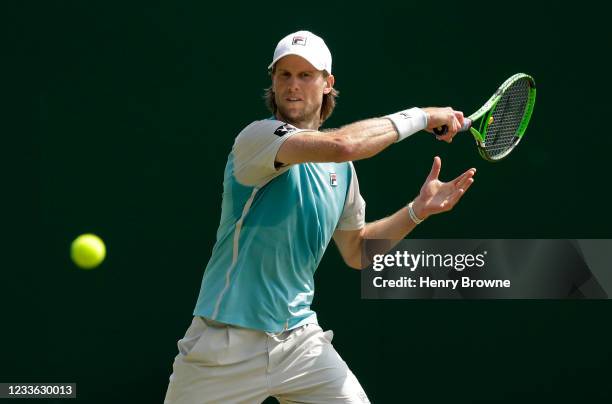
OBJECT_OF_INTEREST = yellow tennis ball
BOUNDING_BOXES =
[71,234,106,269]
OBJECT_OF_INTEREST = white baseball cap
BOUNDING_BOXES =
[268,30,332,74]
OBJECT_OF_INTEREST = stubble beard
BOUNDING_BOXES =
[275,98,321,130]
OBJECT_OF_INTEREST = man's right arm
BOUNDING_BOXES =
[276,107,464,166]
[276,118,398,165]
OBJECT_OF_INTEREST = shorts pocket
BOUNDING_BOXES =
[313,325,334,343]
[177,317,208,356]
[323,329,334,343]
[184,318,230,365]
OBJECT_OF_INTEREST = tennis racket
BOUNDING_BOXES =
[433,73,536,162]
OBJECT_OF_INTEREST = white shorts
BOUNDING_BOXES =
[164,317,370,404]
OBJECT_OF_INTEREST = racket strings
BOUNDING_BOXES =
[484,78,530,159]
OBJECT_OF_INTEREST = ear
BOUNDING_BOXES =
[323,74,335,95]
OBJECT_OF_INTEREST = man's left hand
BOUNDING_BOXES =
[412,156,476,220]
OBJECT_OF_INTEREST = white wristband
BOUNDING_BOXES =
[407,201,424,225]
[386,107,428,142]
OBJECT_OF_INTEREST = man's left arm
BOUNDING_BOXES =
[333,156,476,269]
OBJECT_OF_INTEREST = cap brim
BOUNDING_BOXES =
[267,51,327,72]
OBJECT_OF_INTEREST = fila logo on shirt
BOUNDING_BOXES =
[329,173,338,187]
[274,124,297,137]
[292,36,307,46]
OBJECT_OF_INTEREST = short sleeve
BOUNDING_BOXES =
[232,119,310,187]
[336,162,366,231]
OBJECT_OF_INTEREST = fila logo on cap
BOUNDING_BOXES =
[292,36,307,46]
[268,30,332,74]
[329,173,338,187]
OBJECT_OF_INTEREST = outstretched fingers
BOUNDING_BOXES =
[448,177,474,209]
[456,170,476,189]
[452,168,476,187]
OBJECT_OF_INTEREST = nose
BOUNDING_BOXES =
[286,75,300,92]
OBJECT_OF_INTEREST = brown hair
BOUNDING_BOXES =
[264,70,339,125]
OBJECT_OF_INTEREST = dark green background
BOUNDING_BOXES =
[5,0,612,402]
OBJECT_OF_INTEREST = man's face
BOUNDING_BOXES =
[271,55,334,129]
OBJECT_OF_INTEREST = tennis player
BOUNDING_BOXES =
[164,30,476,403]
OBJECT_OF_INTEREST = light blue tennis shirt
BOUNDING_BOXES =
[194,119,366,333]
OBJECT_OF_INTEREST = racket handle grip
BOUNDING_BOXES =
[433,118,472,136]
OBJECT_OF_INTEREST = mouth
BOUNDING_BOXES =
[285,97,303,103]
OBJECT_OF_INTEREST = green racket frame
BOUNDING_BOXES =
[469,73,537,161]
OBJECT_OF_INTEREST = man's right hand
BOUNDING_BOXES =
[422,107,465,143]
